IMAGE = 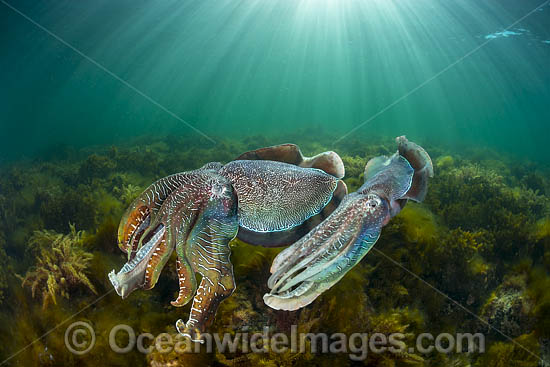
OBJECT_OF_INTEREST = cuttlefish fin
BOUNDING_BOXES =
[363,136,433,204]
[300,151,345,179]
[363,156,392,182]
[236,143,345,179]
[396,136,434,202]
[236,143,304,165]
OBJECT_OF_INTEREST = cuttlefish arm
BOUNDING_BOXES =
[109,167,214,299]
[175,172,238,343]
[265,192,389,310]
[117,163,223,260]
[264,136,433,311]
[110,167,238,343]
[109,165,230,300]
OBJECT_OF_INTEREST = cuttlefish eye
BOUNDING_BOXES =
[365,195,382,212]
[211,183,226,198]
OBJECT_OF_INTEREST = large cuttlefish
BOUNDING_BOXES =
[109,144,347,342]
[109,136,432,341]
[264,136,433,310]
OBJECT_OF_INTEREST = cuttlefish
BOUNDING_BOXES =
[108,136,432,341]
[264,136,433,310]
[109,144,347,342]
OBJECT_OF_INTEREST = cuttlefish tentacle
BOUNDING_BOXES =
[142,231,171,289]
[108,223,167,299]
[144,178,210,292]
[141,184,196,291]
[264,136,433,311]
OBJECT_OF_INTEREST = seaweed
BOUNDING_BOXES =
[535,217,550,241]
[78,154,117,181]
[474,333,540,367]
[480,272,535,338]
[340,155,367,191]
[425,160,549,263]
[38,186,96,232]
[525,267,550,339]
[20,224,97,309]
[395,203,439,245]
[0,135,549,366]
[114,183,143,206]
[435,155,455,170]
[0,233,9,305]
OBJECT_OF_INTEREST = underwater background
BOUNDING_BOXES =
[1,0,550,366]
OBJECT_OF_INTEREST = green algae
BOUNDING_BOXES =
[525,267,550,339]
[435,155,455,170]
[480,272,535,338]
[395,203,439,245]
[78,153,117,181]
[474,333,540,367]
[341,155,367,192]
[20,224,97,309]
[0,135,549,365]
[0,234,9,305]
[535,217,550,240]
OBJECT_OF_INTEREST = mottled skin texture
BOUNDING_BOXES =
[220,160,337,232]
[110,166,238,341]
[109,151,342,342]
[264,136,433,311]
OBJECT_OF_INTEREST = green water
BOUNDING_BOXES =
[2,1,550,366]
[1,0,549,161]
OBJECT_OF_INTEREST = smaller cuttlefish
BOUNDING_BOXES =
[264,136,433,311]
